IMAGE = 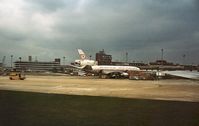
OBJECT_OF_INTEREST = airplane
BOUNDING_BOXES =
[73,49,140,78]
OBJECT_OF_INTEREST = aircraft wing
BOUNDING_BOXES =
[163,71,199,80]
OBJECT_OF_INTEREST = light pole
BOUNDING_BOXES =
[18,57,22,71]
[161,49,164,61]
[182,54,186,65]
[126,52,128,63]
[161,48,164,66]
[19,57,22,62]
[11,55,13,68]
[63,56,65,65]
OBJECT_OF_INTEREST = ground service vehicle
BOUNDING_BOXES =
[9,72,26,80]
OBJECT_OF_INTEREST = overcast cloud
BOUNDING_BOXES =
[0,0,199,65]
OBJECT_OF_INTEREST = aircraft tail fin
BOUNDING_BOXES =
[78,49,86,60]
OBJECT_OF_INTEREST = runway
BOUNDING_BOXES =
[0,75,199,102]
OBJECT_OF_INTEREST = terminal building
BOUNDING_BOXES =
[96,49,112,65]
[14,56,61,72]
[149,60,174,66]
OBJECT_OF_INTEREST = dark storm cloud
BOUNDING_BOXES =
[194,0,199,9]
[26,0,69,12]
[0,0,199,64]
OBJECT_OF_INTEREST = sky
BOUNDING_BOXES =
[0,0,199,65]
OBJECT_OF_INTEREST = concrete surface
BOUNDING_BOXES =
[0,75,199,102]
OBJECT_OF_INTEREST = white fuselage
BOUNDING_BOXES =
[91,65,140,72]
[75,59,98,66]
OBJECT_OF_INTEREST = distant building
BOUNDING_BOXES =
[149,60,174,66]
[28,56,32,62]
[111,61,129,66]
[129,62,148,67]
[148,60,184,70]
[96,49,112,65]
[0,63,2,67]
[54,58,61,64]
[14,57,61,72]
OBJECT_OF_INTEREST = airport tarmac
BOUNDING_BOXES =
[0,75,199,102]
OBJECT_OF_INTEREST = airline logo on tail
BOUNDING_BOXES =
[78,49,86,60]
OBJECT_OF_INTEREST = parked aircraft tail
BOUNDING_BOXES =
[78,49,86,60]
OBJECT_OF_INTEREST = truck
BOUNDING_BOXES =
[9,71,26,80]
